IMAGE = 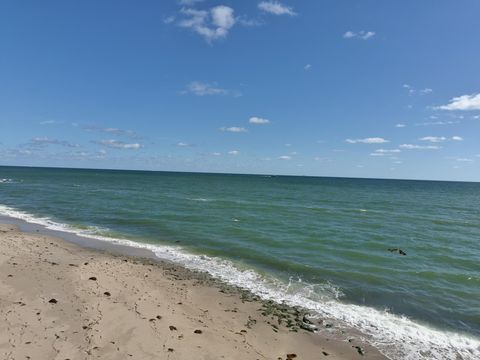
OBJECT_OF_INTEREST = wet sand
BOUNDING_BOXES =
[0,224,387,359]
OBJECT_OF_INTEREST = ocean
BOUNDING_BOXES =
[0,166,479,359]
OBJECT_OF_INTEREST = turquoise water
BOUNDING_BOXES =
[1,166,479,359]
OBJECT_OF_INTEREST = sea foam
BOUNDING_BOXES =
[0,203,478,360]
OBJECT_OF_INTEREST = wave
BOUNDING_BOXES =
[0,203,479,360]
[0,178,19,184]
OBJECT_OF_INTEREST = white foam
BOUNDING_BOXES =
[0,178,16,184]
[0,203,478,360]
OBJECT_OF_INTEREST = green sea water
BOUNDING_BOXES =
[0,166,479,359]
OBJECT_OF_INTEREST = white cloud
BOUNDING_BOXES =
[249,116,270,125]
[178,5,236,42]
[163,16,176,24]
[346,137,389,144]
[395,123,406,128]
[455,158,473,162]
[452,136,463,141]
[374,149,401,153]
[343,31,375,40]
[436,93,480,111]
[40,120,62,125]
[220,126,248,133]
[183,81,239,96]
[279,155,292,160]
[258,1,296,16]
[177,142,191,147]
[212,152,221,156]
[304,64,312,71]
[98,139,142,150]
[399,144,440,150]
[228,150,239,155]
[28,137,79,148]
[82,125,140,139]
[415,120,460,126]
[178,0,204,5]
[403,84,433,96]
[419,136,447,143]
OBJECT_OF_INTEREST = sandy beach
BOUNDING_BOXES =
[0,224,386,359]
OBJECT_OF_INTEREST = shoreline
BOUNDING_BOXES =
[0,223,387,359]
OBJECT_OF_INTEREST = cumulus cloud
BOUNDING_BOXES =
[97,139,142,150]
[249,116,270,125]
[343,31,375,40]
[182,81,241,97]
[346,137,389,144]
[220,126,248,133]
[399,144,440,150]
[435,93,480,111]
[452,136,463,141]
[178,5,236,42]
[258,1,296,16]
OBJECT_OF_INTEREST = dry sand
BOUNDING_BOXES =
[0,224,387,360]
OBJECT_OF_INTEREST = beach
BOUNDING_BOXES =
[0,224,386,359]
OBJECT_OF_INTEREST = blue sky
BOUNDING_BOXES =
[1,0,479,181]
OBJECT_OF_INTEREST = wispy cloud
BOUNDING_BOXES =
[343,31,375,40]
[346,137,389,144]
[176,142,192,147]
[395,123,406,128]
[25,137,79,148]
[435,93,480,111]
[374,149,401,154]
[82,125,140,139]
[279,155,292,160]
[228,150,239,155]
[178,5,236,42]
[304,64,312,71]
[258,1,296,16]
[182,81,240,97]
[419,136,463,142]
[249,116,270,125]
[178,0,204,5]
[403,84,433,96]
[39,120,63,125]
[220,126,248,133]
[415,120,460,126]
[97,139,142,150]
[399,144,440,150]
[419,136,447,143]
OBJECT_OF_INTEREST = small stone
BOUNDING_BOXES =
[194,329,202,334]
[322,351,329,356]
[286,354,297,359]
[167,348,174,352]
[88,277,97,281]
[169,325,177,331]
[104,292,111,296]
[48,298,58,304]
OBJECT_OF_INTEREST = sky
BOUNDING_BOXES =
[1,0,479,181]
